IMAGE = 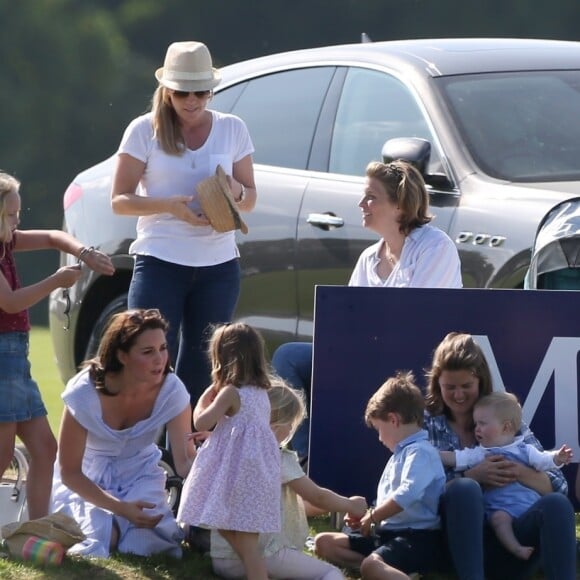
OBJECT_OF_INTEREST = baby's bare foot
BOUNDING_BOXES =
[513,545,534,560]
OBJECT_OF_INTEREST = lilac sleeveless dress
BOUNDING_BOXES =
[51,370,189,558]
[177,386,281,533]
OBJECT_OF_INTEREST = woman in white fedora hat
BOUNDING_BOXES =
[111,41,256,405]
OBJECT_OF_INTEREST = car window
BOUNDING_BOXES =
[440,71,580,182]
[212,82,246,113]
[223,67,335,170]
[329,68,437,176]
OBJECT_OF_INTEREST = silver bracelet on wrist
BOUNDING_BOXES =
[78,246,95,264]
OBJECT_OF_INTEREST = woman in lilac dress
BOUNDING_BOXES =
[52,309,193,558]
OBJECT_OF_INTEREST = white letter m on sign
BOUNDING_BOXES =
[474,336,580,458]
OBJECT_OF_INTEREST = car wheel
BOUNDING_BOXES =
[0,446,29,524]
[83,294,128,360]
[159,448,182,516]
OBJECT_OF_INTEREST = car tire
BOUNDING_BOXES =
[84,294,128,360]
[159,448,182,516]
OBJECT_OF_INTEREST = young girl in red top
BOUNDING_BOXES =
[0,171,114,519]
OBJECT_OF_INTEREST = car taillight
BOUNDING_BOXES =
[63,182,83,211]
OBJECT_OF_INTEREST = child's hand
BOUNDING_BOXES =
[55,265,83,288]
[555,444,573,466]
[343,512,362,530]
[347,495,368,519]
[358,509,374,538]
[187,431,211,448]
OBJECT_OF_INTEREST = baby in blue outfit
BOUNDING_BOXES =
[440,391,572,560]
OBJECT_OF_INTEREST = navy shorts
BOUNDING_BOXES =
[348,528,445,575]
[0,332,47,422]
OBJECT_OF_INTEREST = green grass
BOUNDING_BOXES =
[29,326,65,435]
[7,328,578,578]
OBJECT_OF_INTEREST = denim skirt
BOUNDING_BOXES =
[0,332,47,422]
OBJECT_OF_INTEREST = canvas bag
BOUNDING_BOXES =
[1,513,85,559]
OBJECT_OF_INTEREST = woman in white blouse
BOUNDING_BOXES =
[272,160,462,462]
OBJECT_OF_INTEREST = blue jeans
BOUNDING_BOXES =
[128,255,241,404]
[441,477,576,580]
[271,342,313,460]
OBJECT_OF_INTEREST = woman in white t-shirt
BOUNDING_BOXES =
[272,160,462,463]
[111,41,256,403]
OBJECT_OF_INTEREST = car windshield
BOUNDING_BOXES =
[438,70,580,182]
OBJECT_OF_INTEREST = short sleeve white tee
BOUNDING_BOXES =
[118,110,254,267]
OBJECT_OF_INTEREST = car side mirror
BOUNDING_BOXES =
[381,137,431,174]
[381,137,453,190]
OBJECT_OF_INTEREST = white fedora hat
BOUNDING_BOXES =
[155,41,221,92]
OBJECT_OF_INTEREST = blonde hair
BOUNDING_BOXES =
[474,391,522,433]
[365,160,432,235]
[208,323,271,391]
[365,371,424,427]
[151,86,185,155]
[268,380,307,445]
[0,172,20,243]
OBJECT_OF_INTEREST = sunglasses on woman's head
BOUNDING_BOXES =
[171,89,211,99]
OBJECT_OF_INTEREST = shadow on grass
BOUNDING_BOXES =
[1,514,578,579]
[0,547,218,580]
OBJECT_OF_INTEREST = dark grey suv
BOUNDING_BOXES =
[49,37,580,383]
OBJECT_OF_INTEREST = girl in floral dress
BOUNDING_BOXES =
[177,323,280,580]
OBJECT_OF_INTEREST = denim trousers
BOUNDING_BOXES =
[128,255,241,404]
[441,477,576,580]
[271,341,313,460]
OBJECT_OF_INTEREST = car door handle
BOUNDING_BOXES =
[307,212,345,230]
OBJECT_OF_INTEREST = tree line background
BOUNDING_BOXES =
[2,0,580,324]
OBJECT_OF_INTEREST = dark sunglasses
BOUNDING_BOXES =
[171,89,211,99]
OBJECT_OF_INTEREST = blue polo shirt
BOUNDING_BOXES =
[376,429,445,530]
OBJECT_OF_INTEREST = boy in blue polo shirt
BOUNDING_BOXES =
[315,371,446,579]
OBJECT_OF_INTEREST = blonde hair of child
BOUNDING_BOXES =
[0,172,20,243]
[474,391,522,433]
[268,380,307,446]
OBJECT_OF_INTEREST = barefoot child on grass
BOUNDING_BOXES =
[177,323,280,580]
[0,171,114,519]
[211,381,368,579]
[439,391,572,560]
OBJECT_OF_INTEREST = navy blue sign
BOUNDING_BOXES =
[309,286,580,506]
